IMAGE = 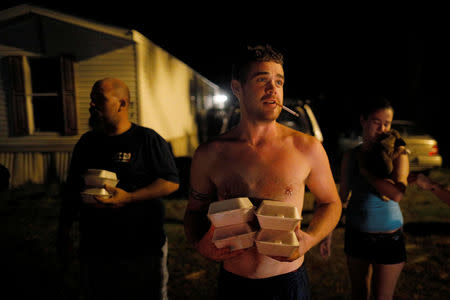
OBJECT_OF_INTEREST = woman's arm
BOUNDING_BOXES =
[339,151,352,207]
[360,146,409,202]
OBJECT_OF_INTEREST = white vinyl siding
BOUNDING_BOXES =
[75,45,138,135]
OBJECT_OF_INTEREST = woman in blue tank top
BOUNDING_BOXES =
[339,96,409,300]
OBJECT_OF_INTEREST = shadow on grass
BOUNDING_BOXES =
[403,222,450,236]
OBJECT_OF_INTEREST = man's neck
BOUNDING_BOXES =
[104,120,132,136]
[236,119,279,146]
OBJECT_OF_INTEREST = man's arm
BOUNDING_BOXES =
[99,179,179,206]
[408,173,450,206]
[183,144,244,261]
[97,131,179,206]
[303,140,342,253]
[318,150,352,259]
[276,139,342,262]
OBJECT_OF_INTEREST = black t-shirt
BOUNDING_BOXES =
[66,123,179,257]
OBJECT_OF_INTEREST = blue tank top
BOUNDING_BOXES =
[345,147,403,232]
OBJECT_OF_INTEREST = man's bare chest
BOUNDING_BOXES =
[209,146,310,201]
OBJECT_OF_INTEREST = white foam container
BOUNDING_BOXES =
[84,174,119,187]
[255,229,299,257]
[81,188,111,204]
[208,198,255,227]
[255,200,302,231]
[86,169,117,180]
[212,223,257,251]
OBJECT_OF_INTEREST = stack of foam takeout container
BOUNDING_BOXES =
[81,169,119,204]
[207,197,257,251]
[255,200,302,257]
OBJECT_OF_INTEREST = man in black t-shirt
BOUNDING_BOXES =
[57,78,179,300]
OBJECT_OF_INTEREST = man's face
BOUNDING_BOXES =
[89,83,120,131]
[233,61,284,122]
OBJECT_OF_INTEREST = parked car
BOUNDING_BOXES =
[391,120,442,172]
[337,120,442,172]
[220,101,324,143]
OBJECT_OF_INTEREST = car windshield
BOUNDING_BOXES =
[392,123,428,136]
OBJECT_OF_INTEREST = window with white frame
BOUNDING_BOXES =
[5,56,77,136]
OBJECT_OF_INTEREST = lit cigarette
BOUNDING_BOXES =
[276,102,300,117]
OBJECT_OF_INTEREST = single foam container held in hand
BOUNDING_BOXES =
[255,229,299,257]
[84,169,119,187]
[255,200,302,231]
[81,188,111,204]
[86,169,117,179]
[84,175,119,187]
[207,197,255,227]
[212,223,257,250]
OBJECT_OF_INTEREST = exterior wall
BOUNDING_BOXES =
[134,33,196,157]
[133,31,220,157]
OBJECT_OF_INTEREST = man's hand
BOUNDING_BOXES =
[196,225,245,261]
[319,233,332,259]
[408,173,434,190]
[269,225,314,262]
[94,184,130,207]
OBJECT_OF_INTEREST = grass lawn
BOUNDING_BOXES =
[1,169,449,299]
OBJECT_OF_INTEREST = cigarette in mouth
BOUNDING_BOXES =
[276,102,300,117]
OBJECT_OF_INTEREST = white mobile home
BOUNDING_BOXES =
[0,4,222,187]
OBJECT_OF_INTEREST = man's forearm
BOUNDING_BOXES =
[184,209,211,246]
[306,201,342,248]
[128,179,179,203]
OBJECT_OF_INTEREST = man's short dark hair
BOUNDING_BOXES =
[231,44,284,83]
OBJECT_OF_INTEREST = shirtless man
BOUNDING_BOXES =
[184,45,342,299]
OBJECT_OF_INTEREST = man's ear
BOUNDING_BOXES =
[118,98,127,111]
[231,79,242,99]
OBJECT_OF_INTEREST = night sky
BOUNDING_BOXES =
[1,2,449,165]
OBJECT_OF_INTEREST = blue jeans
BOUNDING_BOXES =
[218,264,310,300]
[80,240,169,300]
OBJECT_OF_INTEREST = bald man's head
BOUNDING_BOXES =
[89,78,131,133]
[93,78,130,104]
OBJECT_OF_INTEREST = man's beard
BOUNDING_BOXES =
[89,115,115,133]
[89,115,104,132]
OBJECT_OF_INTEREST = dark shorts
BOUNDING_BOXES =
[217,264,310,300]
[344,227,406,264]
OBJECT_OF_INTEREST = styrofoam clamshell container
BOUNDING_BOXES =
[86,169,117,180]
[84,175,119,187]
[81,188,111,204]
[207,197,255,227]
[255,229,299,257]
[212,223,257,251]
[255,200,302,231]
